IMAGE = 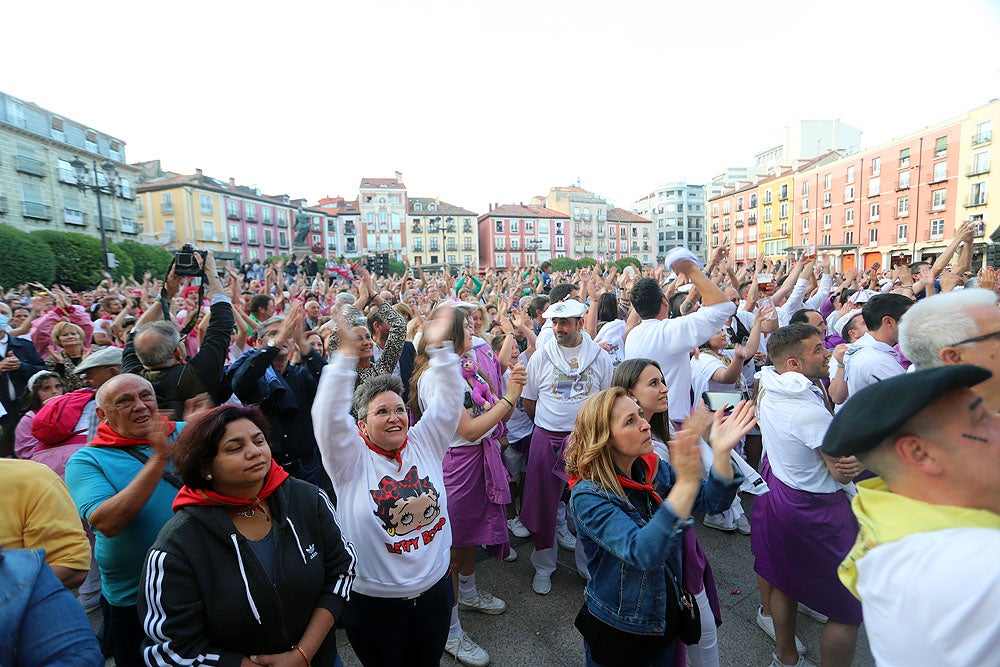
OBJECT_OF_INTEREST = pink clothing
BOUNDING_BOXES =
[15,410,87,480]
[30,305,94,357]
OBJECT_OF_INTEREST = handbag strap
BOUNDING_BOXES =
[124,446,184,489]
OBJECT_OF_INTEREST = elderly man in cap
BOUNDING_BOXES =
[624,247,735,426]
[823,365,1000,666]
[898,287,1000,413]
[520,297,612,594]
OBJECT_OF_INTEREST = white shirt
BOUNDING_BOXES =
[844,332,905,397]
[522,338,613,432]
[756,366,840,494]
[856,528,1000,667]
[624,301,735,422]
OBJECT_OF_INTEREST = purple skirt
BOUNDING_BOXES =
[443,438,511,560]
[520,426,570,550]
[751,459,862,624]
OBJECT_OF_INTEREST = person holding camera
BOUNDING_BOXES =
[121,251,235,421]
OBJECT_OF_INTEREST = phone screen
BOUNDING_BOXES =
[702,391,743,413]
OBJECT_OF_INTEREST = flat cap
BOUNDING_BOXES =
[822,364,992,457]
[74,347,123,374]
[542,299,587,319]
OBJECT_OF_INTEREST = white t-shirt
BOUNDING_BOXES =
[522,341,613,432]
[504,354,535,442]
[624,301,735,422]
[844,332,905,397]
[857,528,1000,667]
[756,367,839,494]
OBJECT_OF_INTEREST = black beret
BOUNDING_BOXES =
[821,364,992,457]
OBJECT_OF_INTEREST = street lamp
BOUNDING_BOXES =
[70,157,120,271]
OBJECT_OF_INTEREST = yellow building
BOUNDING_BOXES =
[759,172,794,259]
[959,101,997,244]
[135,164,226,252]
[407,198,478,268]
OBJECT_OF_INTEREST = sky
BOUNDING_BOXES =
[4,0,1000,213]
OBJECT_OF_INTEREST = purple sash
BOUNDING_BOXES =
[443,436,511,560]
[520,426,570,550]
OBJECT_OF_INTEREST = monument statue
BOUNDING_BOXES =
[293,208,311,245]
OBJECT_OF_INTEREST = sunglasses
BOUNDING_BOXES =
[950,330,1000,347]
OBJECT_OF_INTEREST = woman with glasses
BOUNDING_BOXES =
[313,305,468,667]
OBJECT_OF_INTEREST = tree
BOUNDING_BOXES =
[115,242,173,278]
[550,257,578,272]
[31,231,106,291]
[387,259,407,277]
[0,226,55,288]
[576,257,598,268]
[614,257,642,271]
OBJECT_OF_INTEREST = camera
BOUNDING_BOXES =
[174,244,208,277]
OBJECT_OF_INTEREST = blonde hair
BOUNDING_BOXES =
[52,321,85,346]
[565,387,633,499]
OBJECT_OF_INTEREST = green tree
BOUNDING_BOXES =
[550,257,578,272]
[0,225,55,288]
[614,257,642,271]
[387,259,407,277]
[576,257,598,268]
[115,242,173,279]
[31,231,106,291]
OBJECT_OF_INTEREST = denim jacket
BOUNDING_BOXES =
[570,458,742,636]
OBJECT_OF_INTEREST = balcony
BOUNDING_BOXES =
[22,201,51,220]
[226,209,240,220]
[463,223,473,234]
[262,215,273,226]
[447,243,457,252]
[162,203,175,214]
[779,192,788,201]
[966,194,988,207]
[344,223,356,235]
[64,208,86,226]
[555,229,564,235]
[345,244,357,254]
[735,220,744,228]
[229,234,241,244]
[101,218,117,232]
[896,180,910,191]
[15,155,45,177]
[412,224,423,233]
[277,216,288,228]
[972,132,992,146]
[246,211,257,222]
[966,161,991,177]
[120,219,139,234]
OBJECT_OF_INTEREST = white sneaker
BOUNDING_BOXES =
[504,546,518,562]
[735,515,752,535]
[507,516,530,538]
[797,603,828,623]
[769,652,817,667]
[444,632,490,667]
[755,605,806,654]
[532,573,552,595]
[458,590,506,615]
[556,527,577,550]
[703,514,736,532]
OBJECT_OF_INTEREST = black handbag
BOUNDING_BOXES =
[672,576,702,646]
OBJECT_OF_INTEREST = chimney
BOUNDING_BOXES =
[395,170,403,183]
[489,203,493,212]
[229,177,235,186]
[195,168,203,177]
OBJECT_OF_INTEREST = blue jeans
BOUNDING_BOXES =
[584,639,675,667]
[0,550,103,667]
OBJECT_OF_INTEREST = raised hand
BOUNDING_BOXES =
[708,400,756,454]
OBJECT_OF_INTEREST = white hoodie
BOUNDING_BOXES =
[756,366,840,494]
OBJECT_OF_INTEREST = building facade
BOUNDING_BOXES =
[477,204,568,271]
[537,186,609,261]
[317,197,360,258]
[606,208,655,265]
[407,198,478,268]
[359,174,407,261]
[0,90,141,247]
[633,182,706,261]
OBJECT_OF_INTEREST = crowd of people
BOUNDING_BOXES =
[1,223,998,667]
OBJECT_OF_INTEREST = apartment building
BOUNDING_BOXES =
[407,198,478,268]
[633,183,706,261]
[477,203,567,271]
[359,174,407,261]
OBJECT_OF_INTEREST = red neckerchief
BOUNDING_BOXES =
[88,416,177,447]
[172,460,289,513]
[360,429,407,470]
[569,453,663,505]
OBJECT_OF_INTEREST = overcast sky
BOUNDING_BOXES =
[4,0,999,212]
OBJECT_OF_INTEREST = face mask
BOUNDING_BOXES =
[0,314,9,331]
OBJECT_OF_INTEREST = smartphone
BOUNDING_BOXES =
[702,391,744,413]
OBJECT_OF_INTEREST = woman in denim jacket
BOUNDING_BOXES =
[566,387,755,667]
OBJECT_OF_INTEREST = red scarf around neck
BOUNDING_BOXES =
[172,460,289,513]
[88,416,177,448]
[569,453,662,505]
[361,429,408,470]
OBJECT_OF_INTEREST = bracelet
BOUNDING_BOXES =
[501,396,515,409]
[291,645,310,667]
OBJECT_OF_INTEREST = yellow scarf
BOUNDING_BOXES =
[840,478,1000,598]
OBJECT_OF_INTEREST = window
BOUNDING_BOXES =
[935,136,947,159]
[780,203,788,219]
[897,196,909,217]
[737,196,744,211]
[493,238,503,250]
[930,218,945,239]
[511,238,520,250]
[748,228,757,242]
[845,186,855,202]
[974,120,993,145]
[465,255,473,267]
[413,202,422,212]
[750,194,757,207]
[748,245,757,259]
[494,253,506,267]
[413,239,423,251]
[801,198,809,212]
[201,220,215,241]
[200,194,213,214]
[495,220,504,233]
[972,151,990,176]
[538,221,548,234]
[279,231,288,247]
[264,229,274,246]
[723,201,730,214]
[229,224,242,242]
[20,181,48,219]
[869,178,880,197]
[872,157,881,175]
[248,248,259,262]
[823,193,832,207]
[525,220,534,233]
[162,192,175,214]
[379,212,387,224]
[898,171,910,190]
[391,195,399,204]
[823,213,832,229]
[868,228,878,245]
[247,226,257,244]
[509,254,519,267]
[510,219,519,234]
[897,224,908,242]
[764,190,772,204]
[870,202,880,221]
[764,208,772,222]
[780,184,788,200]
[932,189,946,210]
[711,204,719,217]
[824,174,832,190]
[802,217,810,233]
[555,236,564,249]
[736,230,744,243]
[227,200,238,218]
[802,181,810,195]
[262,208,271,224]
[933,161,947,183]
[970,181,988,206]
[164,219,176,237]
[847,166,856,183]
[900,148,911,168]
[844,230,854,245]
[712,234,719,247]
[735,246,744,261]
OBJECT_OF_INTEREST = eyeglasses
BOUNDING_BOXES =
[364,406,408,420]
[949,330,1000,347]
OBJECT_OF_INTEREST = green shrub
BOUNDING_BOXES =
[0,225,56,288]
[115,242,173,279]
[31,230,106,291]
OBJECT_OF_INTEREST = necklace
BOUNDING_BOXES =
[232,502,270,522]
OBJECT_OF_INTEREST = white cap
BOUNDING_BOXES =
[542,299,587,319]
[835,308,864,340]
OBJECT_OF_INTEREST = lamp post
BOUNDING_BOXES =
[70,157,119,271]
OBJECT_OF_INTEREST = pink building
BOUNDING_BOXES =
[477,204,569,271]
